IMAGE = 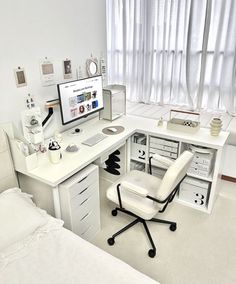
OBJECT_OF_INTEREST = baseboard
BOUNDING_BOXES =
[221,175,236,183]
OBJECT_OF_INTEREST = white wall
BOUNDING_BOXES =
[0,0,106,138]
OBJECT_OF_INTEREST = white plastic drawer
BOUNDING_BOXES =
[190,161,212,173]
[150,148,177,159]
[69,170,98,198]
[70,182,97,206]
[187,167,211,178]
[150,137,179,148]
[73,208,100,236]
[149,143,178,153]
[192,153,214,166]
[79,222,100,241]
[71,191,98,217]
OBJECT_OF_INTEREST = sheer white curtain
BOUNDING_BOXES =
[106,0,236,114]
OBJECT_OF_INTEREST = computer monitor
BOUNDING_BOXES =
[57,75,103,125]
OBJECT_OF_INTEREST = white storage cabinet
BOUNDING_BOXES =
[59,164,100,241]
[129,132,221,213]
[179,176,210,208]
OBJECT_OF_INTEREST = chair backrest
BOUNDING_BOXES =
[155,151,194,200]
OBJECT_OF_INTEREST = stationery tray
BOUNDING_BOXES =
[167,109,200,134]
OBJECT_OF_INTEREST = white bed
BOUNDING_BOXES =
[0,127,159,284]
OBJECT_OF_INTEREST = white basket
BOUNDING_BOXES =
[167,109,200,134]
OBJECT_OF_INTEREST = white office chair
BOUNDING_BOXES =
[106,150,194,258]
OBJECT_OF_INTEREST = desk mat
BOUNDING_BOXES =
[102,126,125,135]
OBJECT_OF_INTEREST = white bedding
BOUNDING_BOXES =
[0,217,159,284]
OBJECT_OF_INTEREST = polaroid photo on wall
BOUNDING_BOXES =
[14,67,27,87]
[39,58,55,86]
[63,59,72,79]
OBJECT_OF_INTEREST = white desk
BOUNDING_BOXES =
[15,115,229,218]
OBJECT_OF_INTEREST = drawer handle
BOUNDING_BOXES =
[79,187,88,195]
[80,197,89,206]
[80,211,91,221]
[78,176,88,183]
[81,225,91,236]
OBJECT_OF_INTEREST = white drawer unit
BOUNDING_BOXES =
[59,164,100,241]
[149,136,179,160]
[179,176,210,208]
[188,145,215,178]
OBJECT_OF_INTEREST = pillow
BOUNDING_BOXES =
[0,188,47,251]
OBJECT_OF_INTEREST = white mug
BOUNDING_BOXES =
[48,148,62,164]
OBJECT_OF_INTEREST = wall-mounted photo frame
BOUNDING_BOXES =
[63,59,72,79]
[14,67,27,87]
[39,58,55,86]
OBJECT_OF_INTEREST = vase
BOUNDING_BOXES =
[210,118,222,136]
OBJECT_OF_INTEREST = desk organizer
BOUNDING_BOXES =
[167,109,200,134]
[10,139,38,172]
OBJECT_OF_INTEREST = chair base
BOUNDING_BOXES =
[107,207,177,258]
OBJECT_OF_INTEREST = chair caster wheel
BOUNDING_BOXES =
[107,238,115,246]
[148,249,156,258]
[170,223,177,231]
[111,209,118,216]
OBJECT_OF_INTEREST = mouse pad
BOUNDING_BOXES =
[102,126,125,135]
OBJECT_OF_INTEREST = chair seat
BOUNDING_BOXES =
[107,170,162,220]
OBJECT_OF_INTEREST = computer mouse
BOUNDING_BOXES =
[107,127,117,133]
[66,144,79,152]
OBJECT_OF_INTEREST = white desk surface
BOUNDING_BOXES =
[19,115,229,187]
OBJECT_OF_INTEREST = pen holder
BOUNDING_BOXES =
[48,140,62,164]
[48,148,62,164]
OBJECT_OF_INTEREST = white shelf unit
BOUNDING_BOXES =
[130,132,148,172]
[59,164,100,241]
[130,132,220,214]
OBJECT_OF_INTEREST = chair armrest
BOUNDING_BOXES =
[152,153,174,167]
[121,181,148,197]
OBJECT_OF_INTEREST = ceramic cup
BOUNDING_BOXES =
[48,148,62,164]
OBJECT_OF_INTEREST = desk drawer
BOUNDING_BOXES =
[71,190,99,218]
[70,182,97,205]
[72,206,100,236]
[69,170,98,199]
[79,222,100,241]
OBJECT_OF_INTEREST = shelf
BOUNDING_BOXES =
[130,157,146,164]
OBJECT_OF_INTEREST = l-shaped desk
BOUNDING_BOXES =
[15,115,229,220]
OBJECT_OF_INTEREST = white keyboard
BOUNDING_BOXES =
[82,133,107,146]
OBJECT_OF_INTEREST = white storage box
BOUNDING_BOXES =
[188,145,215,177]
[150,136,179,148]
[179,177,210,207]
[149,147,177,159]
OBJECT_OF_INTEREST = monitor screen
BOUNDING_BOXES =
[57,75,103,125]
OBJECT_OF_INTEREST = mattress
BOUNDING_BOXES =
[0,217,159,284]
